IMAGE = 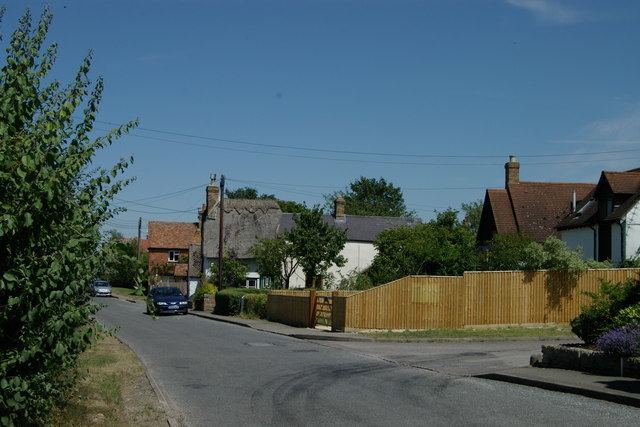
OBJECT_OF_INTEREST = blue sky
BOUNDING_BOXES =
[5,0,640,236]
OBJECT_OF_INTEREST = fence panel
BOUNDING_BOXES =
[339,269,640,331]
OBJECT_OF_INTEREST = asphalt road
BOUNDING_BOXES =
[96,298,640,426]
[310,339,578,376]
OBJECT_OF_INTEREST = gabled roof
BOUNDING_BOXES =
[202,199,282,259]
[147,221,200,250]
[559,170,640,230]
[278,213,420,243]
[479,182,595,242]
[507,182,594,241]
[486,189,517,234]
[600,171,640,195]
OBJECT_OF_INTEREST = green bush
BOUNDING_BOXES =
[193,282,217,301]
[613,303,640,328]
[243,293,267,318]
[0,9,136,425]
[570,279,640,344]
[214,288,268,317]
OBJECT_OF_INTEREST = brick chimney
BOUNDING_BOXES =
[505,155,520,187]
[334,195,346,221]
[206,183,220,217]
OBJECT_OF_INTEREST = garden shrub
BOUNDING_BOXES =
[570,279,640,344]
[596,325,640,357]
[193,282,217,302]
[214,288,268,317]
[243,293,268,318]
[613,304,640,328]
[0,8,135,425]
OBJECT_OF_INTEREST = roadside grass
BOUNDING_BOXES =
[111,286,145,301]
[53,335,167,426]
[361,325,576,341]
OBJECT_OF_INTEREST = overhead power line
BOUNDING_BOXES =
[113,130,640,167]
[94,119,640,160]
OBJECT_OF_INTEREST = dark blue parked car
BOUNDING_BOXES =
[146,286,188,315]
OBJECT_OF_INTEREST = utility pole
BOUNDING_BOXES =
[217,174,225,288]
[136,217,142,260]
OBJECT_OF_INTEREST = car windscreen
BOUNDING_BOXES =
[154,287,182,297]
[94,281,110,287]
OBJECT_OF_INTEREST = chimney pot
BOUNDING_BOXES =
[334,195,346,221]
[505,154,520,187]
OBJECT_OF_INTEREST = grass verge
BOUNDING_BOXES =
[111,286,145,301]
[53,336,167,426]
[361,325,576,341]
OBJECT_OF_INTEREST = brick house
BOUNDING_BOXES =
[477,156,595,245]
[147,221,201,295]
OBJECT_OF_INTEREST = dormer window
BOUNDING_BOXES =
[606,199,614,215]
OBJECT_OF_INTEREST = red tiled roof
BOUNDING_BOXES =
[507,182,595,241]
[147,221,200,249]
[487,189,517,234]
[601,171,640,194]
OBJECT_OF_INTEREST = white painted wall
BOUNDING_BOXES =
[561,227,596,260]
[288,241,378,289]
[624,201,640,260]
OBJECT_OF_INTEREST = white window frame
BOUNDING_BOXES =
[168,250,180,262]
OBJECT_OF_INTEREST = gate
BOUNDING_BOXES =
[314,295,332,327]
[309,290,333,328]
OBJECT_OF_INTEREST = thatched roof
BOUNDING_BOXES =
[202,199,282,259]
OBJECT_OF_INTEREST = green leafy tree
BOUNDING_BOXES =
[368,210,478,284]
[325,176,410,217]
[98,231,147,288]
[209,252,247,287]
[461,199,483,236]
[287,207,347,288]
[276,199,306,213]
[480,234,610,272]
[479,233,535,271]
[0,8,136,424]
[251,236,299,289]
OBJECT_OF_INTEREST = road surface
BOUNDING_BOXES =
[96,298,640,426]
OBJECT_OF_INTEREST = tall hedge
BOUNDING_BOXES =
[0,8,135,425]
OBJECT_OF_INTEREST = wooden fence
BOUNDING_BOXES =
[267,269,640,331]
[267,290,358,328]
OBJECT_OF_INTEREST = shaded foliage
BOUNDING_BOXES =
[480,234,611,272]
[461,199,483,236]
[570,279,640,344]
[367,210,477,285]
[287,207,346,288]
[209,252,247,288]
[251,236,299,289]
[97,230,147,288]
[0,8,136,425]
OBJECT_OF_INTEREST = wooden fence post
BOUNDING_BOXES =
[308,289,317,328]
[331,291,346,332]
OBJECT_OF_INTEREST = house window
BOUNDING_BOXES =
[168,250,180,262]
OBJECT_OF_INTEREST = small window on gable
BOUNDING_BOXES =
[168,250,180,262]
